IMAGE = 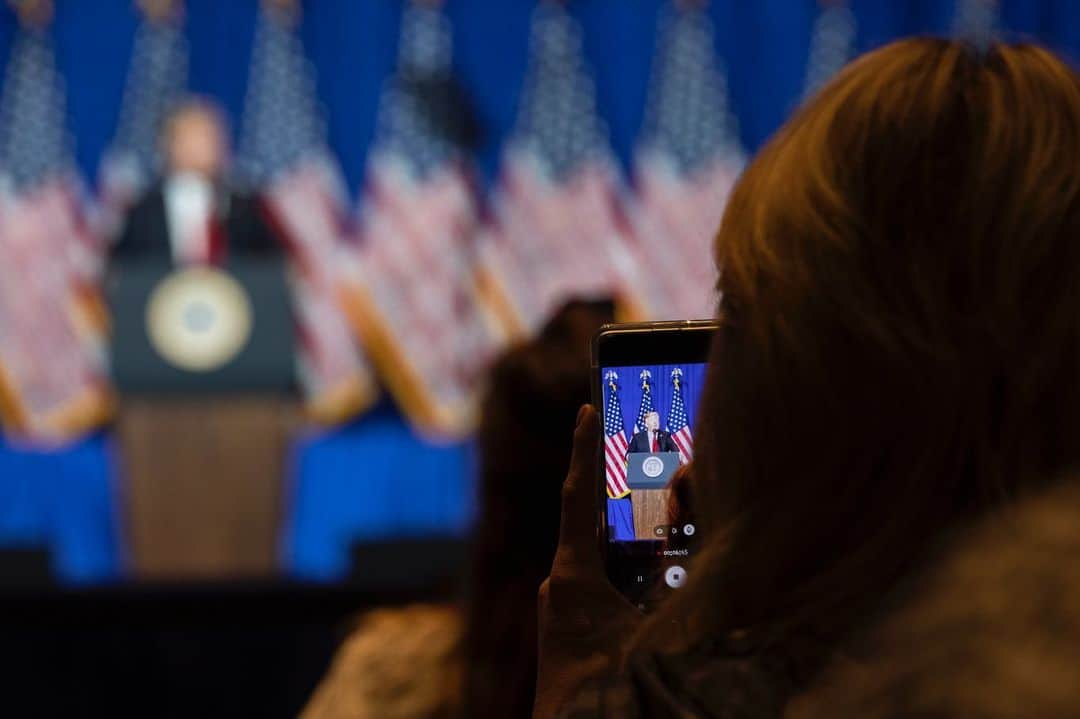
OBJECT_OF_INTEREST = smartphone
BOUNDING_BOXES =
[592,320,718,610]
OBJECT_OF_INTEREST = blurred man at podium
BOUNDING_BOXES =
[107,98,290,579]
[626,411,678,456]
[111,99,280,265]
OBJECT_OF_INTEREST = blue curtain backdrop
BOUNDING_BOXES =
[282,405,476,581]
[0,434,124,583]
[4,0,1080,197]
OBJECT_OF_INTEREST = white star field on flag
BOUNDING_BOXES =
[100,13,187,220]
[803,0,856,100]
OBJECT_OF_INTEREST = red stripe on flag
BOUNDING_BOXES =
[606,470,628,498]
[609,437,629,464]
[604,441,625,472]
[613,431,628,452]
[672,428,693,463]
[604,434,630,497]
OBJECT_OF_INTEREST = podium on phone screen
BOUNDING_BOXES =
[625,451,681,540]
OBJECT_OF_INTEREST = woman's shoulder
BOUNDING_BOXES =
[791,479,1080,719]
[559,638,806,719]
[301,603,463,719]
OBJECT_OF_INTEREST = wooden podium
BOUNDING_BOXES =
[630,488,672,540]
[626,451,680,540]
[117,397,299,579]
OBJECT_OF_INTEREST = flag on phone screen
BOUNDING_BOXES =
[603,370,631,499]
[667,367,693,463]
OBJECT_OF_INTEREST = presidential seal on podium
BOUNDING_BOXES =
[145,267,254,372]
[642,454,665,479]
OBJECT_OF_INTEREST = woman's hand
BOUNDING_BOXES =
[534,405,643,718]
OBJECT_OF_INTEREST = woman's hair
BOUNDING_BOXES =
[464,299,615,718]
[643,38,1080,667]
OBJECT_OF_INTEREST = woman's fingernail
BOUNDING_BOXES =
[577,404,589,426]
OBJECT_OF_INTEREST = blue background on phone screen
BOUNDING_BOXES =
[603,363,708,541]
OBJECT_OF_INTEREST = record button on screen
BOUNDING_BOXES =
[664,565,687,589]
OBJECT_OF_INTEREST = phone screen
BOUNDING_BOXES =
[600,361,706,607]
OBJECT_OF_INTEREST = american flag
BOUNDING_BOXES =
[340,0,493,439]
[603,370,630,499]
[803,0,856,101]
[0,27,112,441]
[235,3,376,425]
[627,1,743,321]
[666,367,693,464]
[476,0,644,339]
[98,5,187,236]
[953,0,998,44]
[632,369,654,435]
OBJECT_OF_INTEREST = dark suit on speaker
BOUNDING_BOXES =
[626,429,678,456]
[111,184,280,264]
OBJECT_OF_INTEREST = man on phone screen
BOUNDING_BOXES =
[626,411,678,456]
